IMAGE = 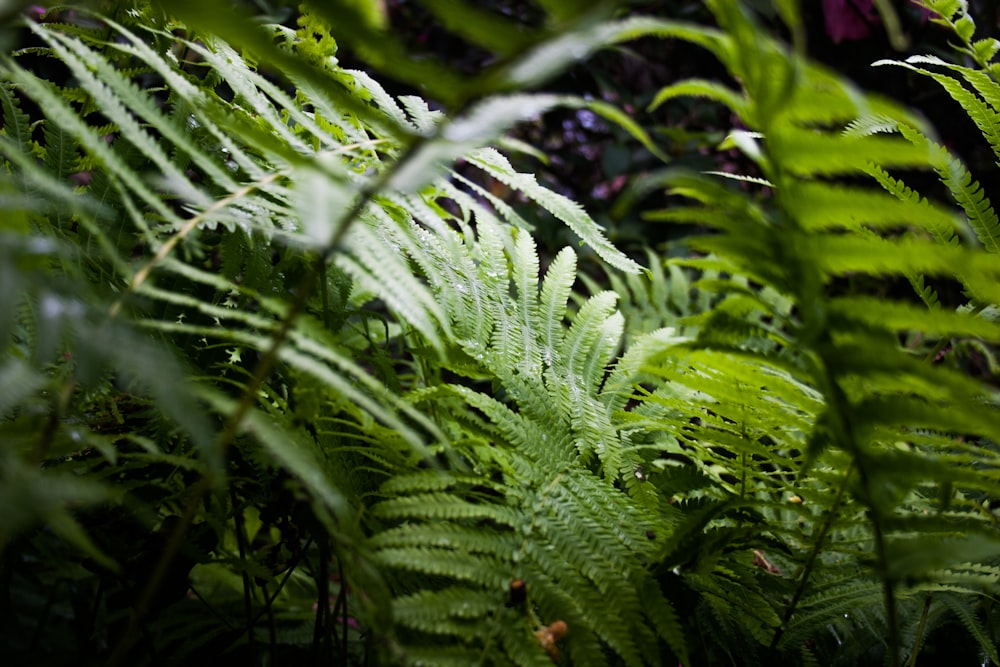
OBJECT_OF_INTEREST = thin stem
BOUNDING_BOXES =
[105,484,203,667]
[231,490,259,666]
[260,582,277,659]
[338,558,348,667]
[313,539,331,667]
[188,583,236,631]
[870,511,900,667]
[906,594,933,667]
[770,462,855,651]
[252,537,314,625]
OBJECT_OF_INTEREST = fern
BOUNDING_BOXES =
[4,1,1000,665]
[0,3,701,665]
[361,208,690,662]
[621,2,1000,666]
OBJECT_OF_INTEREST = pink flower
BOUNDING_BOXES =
[823,0,880,43]
[823,0,935,43]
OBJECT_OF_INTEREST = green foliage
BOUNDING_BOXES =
[629,1,1000,665]
[0,2,673,664]
[1,1,999,666]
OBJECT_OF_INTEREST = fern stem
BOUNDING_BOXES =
[231,489,260,666]
[314,537,331,666]
[870,511,901,667]
[261,581,278,659]
[770,461,855,651]
[105,480,205,667]
[337,558,348,667]
[906,594,934,667]
[251,536,314,625]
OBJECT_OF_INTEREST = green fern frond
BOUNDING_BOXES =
[780,182,961,234]
[876,56,1000,162]
[772,131,934,177]
[538,247,577,365]
[0,81,37,159]
[467,148,642,274]
[936,154,1000,253]
[937,592,1000,664]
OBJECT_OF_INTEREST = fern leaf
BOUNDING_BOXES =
[512,229,543,375]
[877,57,1000,162]
[0,82,36,161]
[781,182,961,234]
[937,593,1000,665]
[937,154,1000,253]
[538,247,577,366]
[649,78,744,115]
[468,148,642,273]
[392,587,498,634]
[773,131,934,177]
[0,58,174,243]
[828,296,1000,340]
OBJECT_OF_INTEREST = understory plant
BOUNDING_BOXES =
[636,0,1000,664]
[0,1,997,666]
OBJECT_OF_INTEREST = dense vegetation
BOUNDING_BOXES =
[1,0,998,665]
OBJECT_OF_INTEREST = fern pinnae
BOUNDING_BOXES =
[389,197,483,341]
[444,384,572,465]
[558,290,620,381]
[339,219,450,351]
[512,229,543,376]
[550,291,623,466]
[648,77,745,116]
[229,45,353,152]
[300,332,452,433]
[538,246,577,365]
[827,295,1000,340]
[391,586,499,635]
[373,492,518,529]
[32,23,212,208]
[902,53,1000,113]
[398,95,443,135]
[882,59,1000,161]
[99,26,254,193]
[937,592,1000,664]
[519,537,647,667]
[40,123,78,189]
[773,131,933,178]
[1,57,175,244]
[0,133,107,227]
[467,147,642,274]
[448,168,534,232]
[781,182,961,235]
[946,162,1000,253]
[884,120,1000,252]
[377,546,511,590]
[0,80,36,164]
[201,40,314,153]
[844,113,903,137]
